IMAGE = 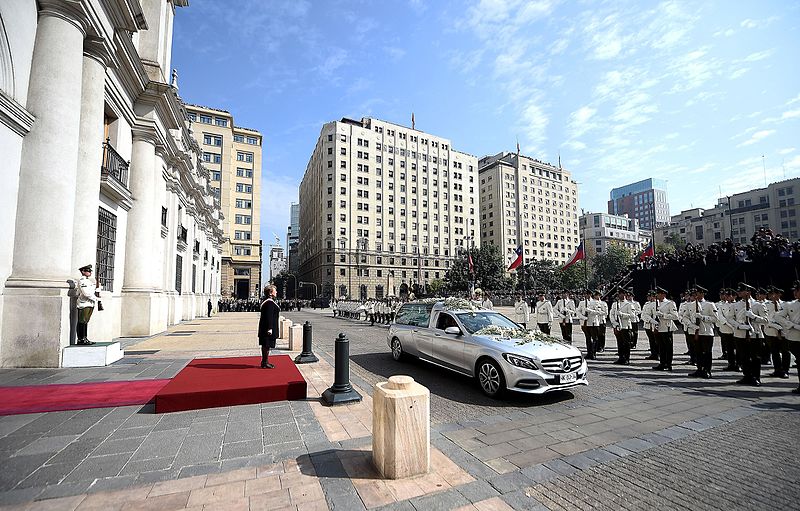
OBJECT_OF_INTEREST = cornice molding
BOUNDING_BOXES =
[0,91,35,136]
[37,0,89,36]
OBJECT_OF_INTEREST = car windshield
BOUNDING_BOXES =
[455,312,520,334]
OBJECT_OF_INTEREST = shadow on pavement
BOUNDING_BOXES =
[350,352,575,409]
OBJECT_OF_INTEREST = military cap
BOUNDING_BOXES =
[737,282,756,293]
[647,289,656,296]
[756,287,768,295]
[767,285,783,294]
[79,264,93,272]
[694,285,708,293]
[792,280,800,291]
[655,286,668,295]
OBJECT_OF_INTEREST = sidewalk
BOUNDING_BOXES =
[0,312,798,510]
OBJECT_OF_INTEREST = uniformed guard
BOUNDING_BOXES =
[535,291,553,334]
[610,288,634,365]
[765,285,789,378]
[594,290,608,352]
[773,281,800,394]
[654,286,679,371]
[514,294,531,329]
[76,264,99,345]
[718,288,739,371]
[640,290,660,360]
[554,290,576,343]
[689,285,717,379]
[732,283,767,386]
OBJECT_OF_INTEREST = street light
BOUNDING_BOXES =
[356,236,368,300]
[463,235,475,295]
[300,281,317,299]
[339,236,349,298]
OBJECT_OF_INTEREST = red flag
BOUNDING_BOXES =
[639,239,654,261]
[468,253,474,274]
[561,242,585,271]
[507,245,523,271]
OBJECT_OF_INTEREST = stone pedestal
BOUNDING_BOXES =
[288,325,302,351]
[62,341,122,367]
[279,318,292,340]
[372,376,430,479]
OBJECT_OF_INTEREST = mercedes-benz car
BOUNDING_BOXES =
[387,301,588,398]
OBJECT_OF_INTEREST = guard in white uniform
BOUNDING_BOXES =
[554,291,576,343]
[688,285,717,378]
[773,281,800,394]
[535,291,554,334]
[514,295,531,328]
[76,264,99,345]
[654,286,680,371]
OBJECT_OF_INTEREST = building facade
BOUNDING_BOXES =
[185,105,262,299]
[608,178,670,230]
[0,0,224,367]
[478,152,580,266]
[269,246,286,280]
[579,213,647,256]
[654,178,800,247]
[287,202,300,275]
[298,117,479,300]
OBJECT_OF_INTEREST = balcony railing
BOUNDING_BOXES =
[177,226,188,244]
[101,139,129,188]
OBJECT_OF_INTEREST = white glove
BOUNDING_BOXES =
[745,310,757,319]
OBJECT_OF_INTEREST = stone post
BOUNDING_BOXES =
[372,376,430,479]
[1,3,87,367]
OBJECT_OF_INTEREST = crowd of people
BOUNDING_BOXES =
[217,298,262,312]
[637,229,800,270]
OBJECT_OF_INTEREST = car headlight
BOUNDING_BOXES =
[502,353,539,370]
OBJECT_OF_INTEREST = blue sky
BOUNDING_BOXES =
[172,0,800,279]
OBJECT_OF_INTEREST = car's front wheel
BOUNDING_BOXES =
[390,337,405,361]
[476,358,506,398]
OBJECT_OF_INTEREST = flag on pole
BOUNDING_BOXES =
[516,140,520,154]
[507,245,524,271]
[639,239,654,261]
[561,242,585,271]
[468,253,474,274]
[412,112,415,130]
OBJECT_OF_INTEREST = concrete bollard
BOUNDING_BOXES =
[279,318,292,340]
[288,325,302,351]
[372,375,430,479]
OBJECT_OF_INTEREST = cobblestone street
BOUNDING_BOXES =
[0,310,798,510]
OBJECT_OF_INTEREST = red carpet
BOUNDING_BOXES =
[154,355,307,413]
[0,379,170,416]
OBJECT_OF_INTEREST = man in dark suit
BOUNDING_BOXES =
[258,285,280,368]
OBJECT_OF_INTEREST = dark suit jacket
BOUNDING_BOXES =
[258,299,280,347]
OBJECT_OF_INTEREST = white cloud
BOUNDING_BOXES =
[568,106,597,138]
[740,49,775,63]
[738,129,775,147]
[315,47,348,78]
[729,67,749,80]
[782,109,800,120]
[384,46,407,60]
[740,17,779,29]
[713,28,735,37]
[779,148,796,155]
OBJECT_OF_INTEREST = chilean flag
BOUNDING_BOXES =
[468,253,475,274]
[639,239,654,261]
[507,245,524,271]
[561,242,585,271]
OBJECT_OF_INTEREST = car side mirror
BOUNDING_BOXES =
[444,326,461,335]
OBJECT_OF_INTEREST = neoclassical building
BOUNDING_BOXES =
[0,0,224,367]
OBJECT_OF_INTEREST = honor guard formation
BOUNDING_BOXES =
[328,281,800,394]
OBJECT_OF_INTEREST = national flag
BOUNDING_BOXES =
[516,140,520,154]
[561,242,585,271]
[468,252,474,274]
[639,239,654,261]
[507,245,524,271]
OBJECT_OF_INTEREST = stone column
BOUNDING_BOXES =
[1,3,87,367]
[120,133,161,336]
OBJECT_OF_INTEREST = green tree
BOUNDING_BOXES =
[657,233,682,254]
[518,259,561,294]
[559,262,589,291]
[443,244,510,293]
[589,244,633,289]
[427,278,444,296]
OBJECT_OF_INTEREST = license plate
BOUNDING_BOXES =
[559,372,577,383]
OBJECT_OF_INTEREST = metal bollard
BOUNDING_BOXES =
[321,333,362,405]
[294,321,319,364]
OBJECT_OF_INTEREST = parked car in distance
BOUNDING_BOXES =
[388,300,588,398]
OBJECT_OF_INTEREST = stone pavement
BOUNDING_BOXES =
[0,311,798,510]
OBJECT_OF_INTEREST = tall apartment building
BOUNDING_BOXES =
[287,203,300,274]
[185,105,262,299]
[269,246,286,279]
[608,178,670,230]
[579,213,647,256]
[654,177,799,247]
[298,117,479,300]
[478,153,580,266]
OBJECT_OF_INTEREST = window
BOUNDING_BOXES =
[175,254,183,294]
[235,199,252,209]
[233,134,244,143]
[235,214,252,224]
[215,117,228,127]
[234,245,252,256]
[236,183,253,193]
[192,264,197,293]
[199,114,212,124]
[237,152,254,162]
[211,171,221,181]
[234,230,252,240]
[96,208,117,290]
[246,136,259,145]
[236,168,253,178]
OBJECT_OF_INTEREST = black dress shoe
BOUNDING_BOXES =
[689,370,702,377]
[751,379,762,387]
[683,360,694,365]
[613,359,625,365]
[702,372,712,379]
[664,366,673,372]
[652,364,664,370]
[264,363,275,369]
[736,377,751,385]
[792,387,800,394]
[779,373,789,379]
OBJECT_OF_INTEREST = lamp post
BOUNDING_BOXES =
[356,236,367,300]
[463,235,474,296]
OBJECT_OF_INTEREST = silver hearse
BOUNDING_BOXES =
[388,300,588,398]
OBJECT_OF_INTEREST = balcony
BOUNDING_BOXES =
[177,225,188,251]
[100,139,133,210]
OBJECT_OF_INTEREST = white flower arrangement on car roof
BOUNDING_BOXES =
[473,325,559,346]
[418,297,481,312]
